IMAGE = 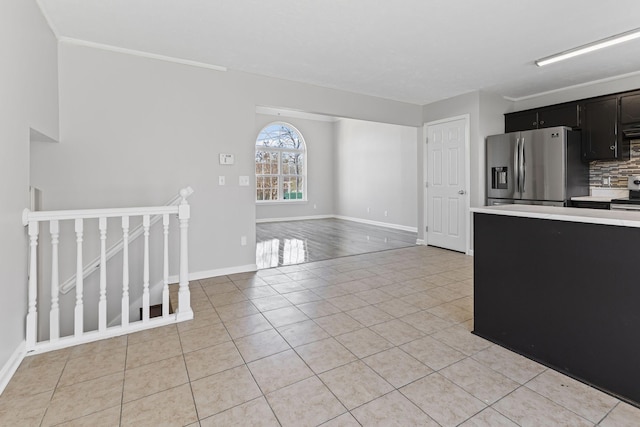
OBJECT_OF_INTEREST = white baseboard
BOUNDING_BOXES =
[257,214,417,234]
[333,215,418,233]
[168,263,258,283]
[416,239,426,245]
[256,215,333,224]
[467,249,474,256]
[0,341,26,395]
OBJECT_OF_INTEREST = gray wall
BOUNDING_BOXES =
[31,43,423,283]
[0,0,59,376]
[334,118,418,230]
[255,114,335,221]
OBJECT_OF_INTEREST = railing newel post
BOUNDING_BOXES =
[176,190,192,321]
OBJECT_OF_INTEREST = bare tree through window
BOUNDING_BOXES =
[256,123,306,201]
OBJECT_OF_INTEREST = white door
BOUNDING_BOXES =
[425,117,468,253]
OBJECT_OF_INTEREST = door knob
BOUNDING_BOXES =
[458,190,466,195]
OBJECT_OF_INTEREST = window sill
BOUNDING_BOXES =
[256,200,308,206]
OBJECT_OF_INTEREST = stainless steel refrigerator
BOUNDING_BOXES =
[486,126,588,206]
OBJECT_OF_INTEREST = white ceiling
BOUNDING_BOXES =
[38,0,640,105]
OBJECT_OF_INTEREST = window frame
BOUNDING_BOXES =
[255,122,308,204]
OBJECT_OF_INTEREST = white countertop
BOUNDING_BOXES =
[471,204,640,228]
[570,188,628,202]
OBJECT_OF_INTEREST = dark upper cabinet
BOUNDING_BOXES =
[504,88,639,161]
[582,96,619,161]
[620,91,640,140]
[505,103,580,133]
[537,103,581,128]
[620,91,640,125]
[505,110,539,132]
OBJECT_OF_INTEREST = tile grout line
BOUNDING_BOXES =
[202,276,285,425]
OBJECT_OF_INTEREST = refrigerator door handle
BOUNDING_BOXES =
[520,137,526,193]
[514,137,520,193]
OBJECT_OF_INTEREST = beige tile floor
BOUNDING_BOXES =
[1,246,639,426]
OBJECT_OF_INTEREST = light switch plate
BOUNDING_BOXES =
[239,176,250,186]
[218,176,225,185]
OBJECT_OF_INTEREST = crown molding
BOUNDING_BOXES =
[504,69,640,102]
[58,37,227,72]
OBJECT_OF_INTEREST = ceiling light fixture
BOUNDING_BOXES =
[535,27,640,67]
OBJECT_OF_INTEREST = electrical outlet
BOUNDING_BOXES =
[219,176,225,186]
[240,236,247,246]
[367,207,370,213]
[313,204,317,209]
[384,210,388,217]
[239,176,250,186]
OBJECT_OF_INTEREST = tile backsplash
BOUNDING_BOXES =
[589,140,640,188]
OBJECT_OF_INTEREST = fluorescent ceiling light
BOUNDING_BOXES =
[536,28,640,67]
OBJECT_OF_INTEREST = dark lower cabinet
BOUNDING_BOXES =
[474,213,640,407]
[568,200,610,209]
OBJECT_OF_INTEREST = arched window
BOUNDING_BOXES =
[255,123,306,202]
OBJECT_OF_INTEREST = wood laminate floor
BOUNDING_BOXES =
[256,218,417,269]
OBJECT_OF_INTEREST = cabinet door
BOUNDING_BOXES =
[620,92,640,124]
[538,103,580,129]
[582,97,618,161]
[505,110,538,133]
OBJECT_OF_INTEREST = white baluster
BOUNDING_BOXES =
[142,215,150,322]
[74,219,84,337]
[177,189,193,320]
[121,216,129,328]
[49,220,60,342]
[26,221,39,349]
[98,217,107,332]
[162,213,169,317]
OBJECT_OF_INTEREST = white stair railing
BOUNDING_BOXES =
[58,186,193,294]
[21,188,194,353]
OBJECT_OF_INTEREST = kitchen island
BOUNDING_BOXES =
[472,205,640,407]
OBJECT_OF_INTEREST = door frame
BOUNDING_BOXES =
[423,114,471,255]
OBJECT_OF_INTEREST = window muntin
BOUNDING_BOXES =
[256,123,306,202]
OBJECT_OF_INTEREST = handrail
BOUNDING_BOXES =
[23,187,194,295]
[22,187,193,225]
[23,205,178,223]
